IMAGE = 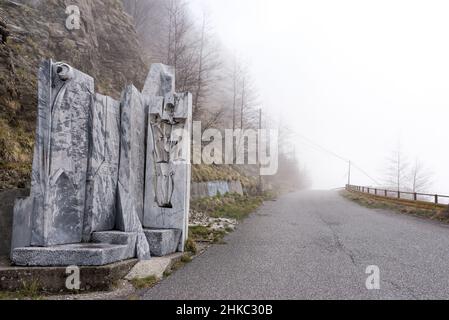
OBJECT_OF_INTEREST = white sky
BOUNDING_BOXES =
[190,0,449,193]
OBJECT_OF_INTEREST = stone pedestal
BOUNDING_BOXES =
[12,231,138,267]
[144,229,182,257]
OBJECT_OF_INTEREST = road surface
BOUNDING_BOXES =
[141,190,449,299]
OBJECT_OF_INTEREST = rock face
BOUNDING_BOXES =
[0,0,148,190]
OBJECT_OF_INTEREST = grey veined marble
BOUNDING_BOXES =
[143,64,192,252]
[11,60,192,266]
[83,94,120,241]
[117,85,151,260]
[15,60,94,247]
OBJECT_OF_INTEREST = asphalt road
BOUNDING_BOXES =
[142,190,449,300]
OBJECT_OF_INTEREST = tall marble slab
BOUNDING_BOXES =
[83,94,120,241]
[16,60,94,247]
[117,85,151,259]
[143,64,192,251]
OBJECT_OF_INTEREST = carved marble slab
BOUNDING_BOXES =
[117,85,151,259]
[28,60,94,246]
[83,94,120,241]
[143,64,192,251]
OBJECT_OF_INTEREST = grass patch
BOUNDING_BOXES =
[191,164,258,189]
[189,192,271,244]
[130,275,158,290]
[0,292,21,300]
[163,254,194,278]
[180,254,192,263]
[191,193,266,221]
[0,280,42,300]
[189,225,210,238]
[188,225,228,244]
[163,270,172,278]
[184,238,197,254]
[341,190,449,223]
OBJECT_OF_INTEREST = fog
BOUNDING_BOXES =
[190,0,449,193]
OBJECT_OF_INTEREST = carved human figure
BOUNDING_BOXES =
[149,96,185,208]
[143,64,192,252]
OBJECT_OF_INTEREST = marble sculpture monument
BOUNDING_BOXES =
[10,60,192,266]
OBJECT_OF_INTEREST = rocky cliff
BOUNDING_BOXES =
[0,0,148,189]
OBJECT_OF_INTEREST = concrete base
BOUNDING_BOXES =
[144,229,182,257]
[125,252,183,280]
[10,228,182,266]
[91,231,137,259]
[0,189,30,256]
[12,243,130,267]
[11,231,138,267]
[0,256,137,293]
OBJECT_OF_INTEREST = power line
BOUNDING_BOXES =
[287,129,380,185]
[351,162,380,185]
[294,132,349,163]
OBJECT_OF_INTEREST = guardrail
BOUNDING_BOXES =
[346,185,449,206]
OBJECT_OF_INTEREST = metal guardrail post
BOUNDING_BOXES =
[414,193,417,201]
[435,195,438,204]
[384,190,387,197]
[398,191,400,199]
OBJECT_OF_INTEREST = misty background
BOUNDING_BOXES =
[187,0,449,193]
[2,0,447,194]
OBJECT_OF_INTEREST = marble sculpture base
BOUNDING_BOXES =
[11,229,182,267]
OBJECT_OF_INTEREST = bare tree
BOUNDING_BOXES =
[232,60,259,130]
[409,158,433,193]
[123,0,233,123]
[230,55,240,131]
[122,0,168,63]
[385,142,408,191]
[164,0,196,90]
[122,0,156,34]
[192,11,222,120]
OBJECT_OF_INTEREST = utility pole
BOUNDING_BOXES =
[240,77,246,130]
[347,160,351,187]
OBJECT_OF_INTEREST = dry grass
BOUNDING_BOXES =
[191,164,258,189]
[190,192,267,221]
[0,280,42,300]
[130,275,158,290]
[341,190,449,223]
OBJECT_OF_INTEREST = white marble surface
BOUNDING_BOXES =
[28,60,94,247]
[143,64,192,252]
[83,94,120,240]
